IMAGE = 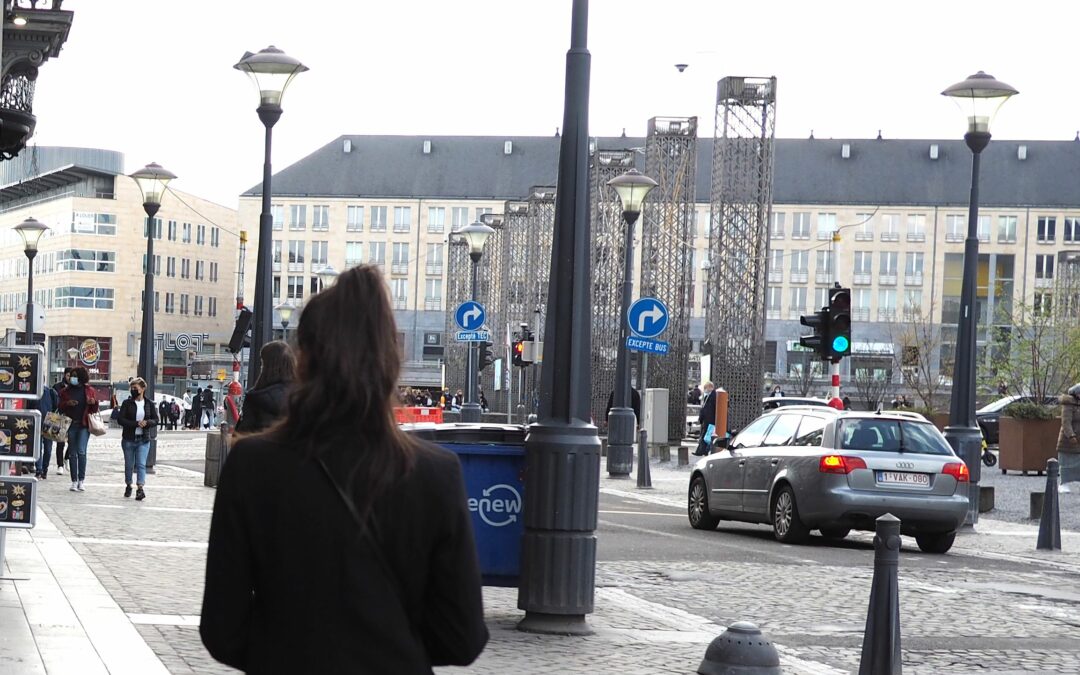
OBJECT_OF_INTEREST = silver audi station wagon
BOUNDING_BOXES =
[687,407,970,553]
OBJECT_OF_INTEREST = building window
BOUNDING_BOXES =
[945,214,965,242]
[879,251,898,278]
[141,254,161,276]
[211,227,220,247]
[143,217,163,239]
[72,212,117,236]
[902,289,922,318]
[182,222,192,243]
[168,220,177,241]
[288,240,305,269]
[312,205,330,231]
[390,278,408,309]
[853,251,872,284]
[194,296,204,316]
[1038,216,1056,243]
[816,212,837,240]
[878,289,897,321]
[391,242,409,275]
[904,252,924,285]
[210,262,218,282]
[311,240,328,267]
[209,297,218,317]
[425,278,443,310]
[1034,292,1053,316]
[1064,217,1080,242]
[815,250,832,283]
[766,286,782,318]
[289,205,307,231]
[451,206,469,231]
[854,213,874,241]
[370,206,387,232]
[195,260,205,281]
[54,286,115,310]
[181,258,190,279]
[165,292,175,314]
[196,224,206,245]
[977,215,990,242]
[791,212,811,239]
[272,204,284,231]
[906,214,926,242]
[769,212,785,239]
[369,241,386,265]
[853,288,871,321]
[1035,254,1055,279]
[998,215,1018,243]
[167,256,176,277]
[428,207,446,233]
[57,249,116,272]
[272,276,281,301]
[814,286,829,311]
[426,243,444,275]
[345,241,363,267]
[789,250,808,275]
[346,205,364,232]
[881,214,900,242]
[180,294,189,315]
[287,275,304,300]
[393,206,411,233]
[788,287,807,318]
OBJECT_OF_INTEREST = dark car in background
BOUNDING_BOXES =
[976,395,1058,445]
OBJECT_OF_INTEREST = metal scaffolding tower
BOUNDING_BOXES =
[478,215,507,413]
[589,148,637,432]
[1055,251,1080,319]
[641,117,698,444]
[442,234,470,396]
[502,200,532,417]
[522,187,556,415]
[705,76,778,431]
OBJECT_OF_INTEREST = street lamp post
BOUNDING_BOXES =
[941,71,1017,526]
[235,45,307,389]
[316,264,338,292]
[275,302,295,342]
[455,221,494,423]
[14,217,48,347]
[606,169,658,477]
[131,162,176,473]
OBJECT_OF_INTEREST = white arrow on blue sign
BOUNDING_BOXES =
[455,301,486,331]
[627,297,669,338]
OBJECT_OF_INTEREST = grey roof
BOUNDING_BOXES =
[0,145,123,186]
[246,135,1080,209]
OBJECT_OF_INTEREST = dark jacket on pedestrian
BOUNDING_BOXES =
[234,382,289,434]
[200,434,488,673]
[1057,389,1080,455]
[605,388,641,422]
[117,397,159,442]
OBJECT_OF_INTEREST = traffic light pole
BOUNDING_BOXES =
[830,231,841,401]
[461,253,483,423]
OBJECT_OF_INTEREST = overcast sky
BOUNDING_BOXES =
[26,0,1080,207]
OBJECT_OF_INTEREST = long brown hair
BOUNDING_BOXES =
[284,264,416,518]
[253,340,295,389]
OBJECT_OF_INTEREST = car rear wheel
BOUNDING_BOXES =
[915,531,956,554]
[771,485,810,544]
[688,476,720,530]
[819,527,850,540]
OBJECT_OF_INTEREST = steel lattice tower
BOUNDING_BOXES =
[1055,251,1080,319]
[589,148,637,432]
[442,235,470,396]
[504,199,533,412]
[641,117,698,443]
[705,76,778,431]
[478,217,507,413]
[523,187,556,414]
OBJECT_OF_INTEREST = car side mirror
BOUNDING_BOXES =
[712,436,729,452]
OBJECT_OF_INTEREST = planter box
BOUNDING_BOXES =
[998,417,1059,474]
[930,413,950,433]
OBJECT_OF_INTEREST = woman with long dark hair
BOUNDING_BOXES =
[59,366,99,492]
[201,265,487,673]
[234,340,295,435]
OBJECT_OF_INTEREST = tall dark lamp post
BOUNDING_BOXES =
[941,71,1017,526]
[455,220,494,423]
[132,162,176,472]
[517,0,598,635]
[275,301,295,342]
[14,217,48,347]
[235,45,307,388]
[605,169,658,477]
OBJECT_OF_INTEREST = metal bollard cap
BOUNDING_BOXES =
[697,621,781,675]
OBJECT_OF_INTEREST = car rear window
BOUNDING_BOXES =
[839,419,955,456]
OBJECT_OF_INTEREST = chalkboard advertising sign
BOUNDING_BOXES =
[0,410,40,463]
[0,477,36,528]
[0,345,45,400]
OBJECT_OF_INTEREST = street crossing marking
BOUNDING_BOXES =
[67,537,207,549]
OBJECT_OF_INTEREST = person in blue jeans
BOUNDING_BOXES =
[33,378,59,479]
[58,366,99,492]
[117,377,157,500]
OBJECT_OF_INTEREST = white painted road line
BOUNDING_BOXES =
[68,538,207,549]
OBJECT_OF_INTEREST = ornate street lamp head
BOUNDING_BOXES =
[608,169,658,225]
[941,71,1018,136]
[234,45,308,109]
[129,162,177,210]
[14,216,48,254]
[275,301,295,328]
[455,221,496,260]
[317,264,339,288]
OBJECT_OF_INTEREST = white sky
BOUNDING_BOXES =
[27,0,1080,207]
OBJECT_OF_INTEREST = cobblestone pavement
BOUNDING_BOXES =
[28,431,1080,673]
[980,462,1080,531]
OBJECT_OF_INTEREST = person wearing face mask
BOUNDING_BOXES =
[117,377,158,500]
[58,366,99,492]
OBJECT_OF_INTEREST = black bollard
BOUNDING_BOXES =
[636,428,652,489]
[697,621,781,675]
[1037,458,1061,551]
[859,513,902,675]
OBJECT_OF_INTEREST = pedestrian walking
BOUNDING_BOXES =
[201,264,488,672]
[201,385,216,429]
[605,387,642,424]
[183,390,193,428]
[32,378,59,479]
[158,399,170,431]
[54,368,70,475]
[235,340,295,435]
[117,378,157,501]
[58,366,99,492]
[696,382,717,456]
[192,388,203,430]
[170,401,181,430]
[1056,383,1080,493]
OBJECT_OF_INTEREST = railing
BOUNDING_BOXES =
[287,262,304,272]
[879,274,897,286]
[426,264,443,276]
[852,273,872,285]
[817,231,834,240]
[767,271,783,283]
[766,309,781,320]
[814,272,832,284]
[880,232,900,242]
[877,309,896,321]
[424,299,441,311]
[790,271,808,284]
[945,233,964,243]
[392,298,408,310]
[791,231,810,240]
[906,232,925,243]
[854,232,874,241]
[852,307,870,321]
[998,235,1016,244]
[1035,277,1054,289]
[904,274,923,286]
[391,263,409,275]
[787,308,806,320]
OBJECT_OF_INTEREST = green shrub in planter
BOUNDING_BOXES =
[1002,400,1057,420]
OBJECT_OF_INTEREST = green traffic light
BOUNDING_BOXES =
[832,335,850,353]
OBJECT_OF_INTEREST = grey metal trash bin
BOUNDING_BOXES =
[204,427,230,488]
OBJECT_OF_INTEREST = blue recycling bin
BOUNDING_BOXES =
[403,423,525,587]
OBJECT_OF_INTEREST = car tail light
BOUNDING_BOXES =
[819,455,868,474]
[942,462,970,482]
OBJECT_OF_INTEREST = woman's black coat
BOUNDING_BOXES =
[234,382,289,434]
[117,397,159,441]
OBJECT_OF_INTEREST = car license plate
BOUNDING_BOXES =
[876,471,929,486]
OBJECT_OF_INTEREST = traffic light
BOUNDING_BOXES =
[827,287,852,361]
[479,340,494,370]
[799,307,830,360]
[227,307,253,353]
[512,340,526,367]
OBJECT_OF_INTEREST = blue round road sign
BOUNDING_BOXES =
[455,301,486,331]
[627,297,669,338]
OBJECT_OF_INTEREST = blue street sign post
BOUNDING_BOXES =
[626,297,669,353]
[456,330,492,342]
[455,301,486,332]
